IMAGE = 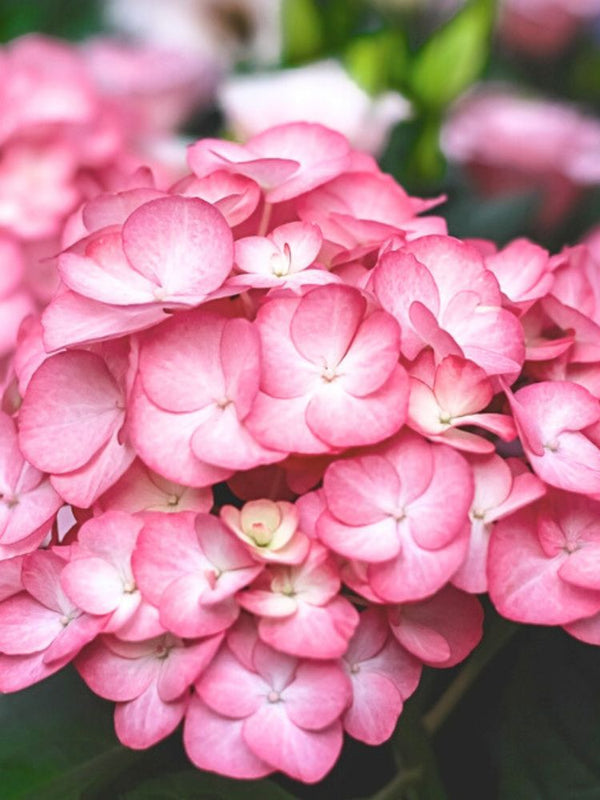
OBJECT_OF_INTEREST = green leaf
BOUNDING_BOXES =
[409,0,495,110]
[495,628,600,800]
[281,0,324,65]
[344,29,409,96]
[121,770,297,800]
[0,0,101,41]
[0,666,138,800]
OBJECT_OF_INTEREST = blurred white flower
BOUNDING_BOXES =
[106,0,282,67]
[219,59,411,155]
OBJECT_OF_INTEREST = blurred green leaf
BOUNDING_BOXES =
[410,0,495,110]
[444,189,539,244]
[494,629,600,800]
[0,667,137,800]
[122,770,297,800]
[0,0,101,41]
[282,0,324,65]
[344,29,409,95]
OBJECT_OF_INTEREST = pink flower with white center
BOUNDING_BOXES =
[451,454,547,594]
[44,195,234,349]
[95,459,212,515]
[483,238,554,312]
[342,608,421,745]
[488,491,600,625]
[371,235,525,378]
[237,542,359,659]
[408,353,516,453]
[187,122,351,204]
[186,631,351,783]
[18,344,135,507]
[60,511,160,640]
[317,431,473,603]
[0,549,105,692]
[132,512,262,638]
[228,221,335,291]
[298,170,446,265]
[504,379,600,495]
[130,309,281,479]
[220,499,310,564]
[246,284,409,454]
[77,631,222,749]
[0,410,62,558]
[388,585,484,668]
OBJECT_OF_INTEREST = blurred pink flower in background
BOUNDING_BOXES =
[219,60,411,156]
[442,86,600,228]
[499,0,600,56]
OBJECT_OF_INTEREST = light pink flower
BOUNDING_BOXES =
[95,459,212,515]
[77,631,222,748]
[237,542,359,658]
[388,585,484,668]
[317,431,473,602]
[342,608,421,745]
[220,499,310,564]
[132,512,262,638]
[0,549,104,691]
[0,410,62,557]
[408,353,516,453]
[489,491,600,625]
[130,309,281,477]
[187,630,351,783]
[18,344,135,507]
[452,454,546,594]
[188,122,351,204]
[504,379,600,495]
[246,284,409,454]
[371,235,525,377]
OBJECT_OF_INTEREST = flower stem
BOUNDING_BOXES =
[422,614,519,735]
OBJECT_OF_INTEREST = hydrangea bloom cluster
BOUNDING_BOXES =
[0,33,214,380]
[2,120,600,784]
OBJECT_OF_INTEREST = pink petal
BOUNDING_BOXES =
[243,705,343,783]
[18,351,122,474]
[122,196,233,297]
[284,661,351,730]
[258,597,359,659]
[115,682,187,749]
[184,696,273,779]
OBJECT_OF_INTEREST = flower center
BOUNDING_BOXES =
[267,690,281,703]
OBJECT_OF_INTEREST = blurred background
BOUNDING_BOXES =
[2,0,600,254]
